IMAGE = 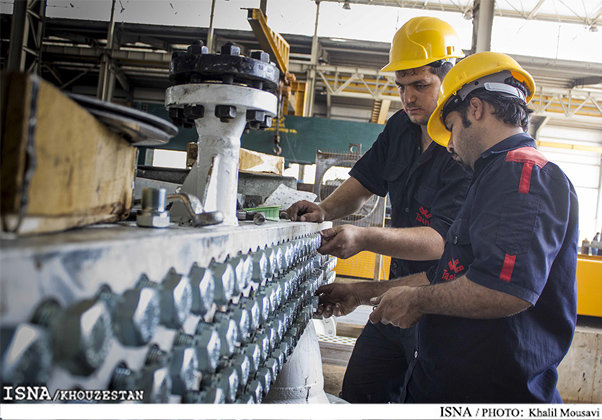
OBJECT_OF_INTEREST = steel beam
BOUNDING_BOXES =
[7,0,46,73]
[471,0,495,54]
[247,8,290,75]
[320,0,601,27]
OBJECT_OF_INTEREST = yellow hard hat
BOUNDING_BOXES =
[427,51,536,147]
[381,16,464,72]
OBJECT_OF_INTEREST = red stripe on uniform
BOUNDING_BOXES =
[505,147,548,168]
[500,254,516,282]
[519,162,534,193]
[506,147,548,194]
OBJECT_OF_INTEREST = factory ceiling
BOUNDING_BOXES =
[1,10,601,131]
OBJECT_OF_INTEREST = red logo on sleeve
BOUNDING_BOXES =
[442,258,465,281]
[416,206,432,226]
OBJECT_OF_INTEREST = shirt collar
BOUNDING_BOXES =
[473,133,536,175]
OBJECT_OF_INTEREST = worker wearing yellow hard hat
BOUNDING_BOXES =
[369,51,578,402]
[381,15,464,72]
[287,16,471,403]
[428,51,535,148]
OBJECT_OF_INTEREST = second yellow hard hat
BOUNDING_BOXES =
[381,16,464,72]
[427,51,536,147]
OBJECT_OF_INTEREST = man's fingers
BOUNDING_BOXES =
[287,201,319,222]
[369,296,381,306]
[299,212,322,223]
[286,203,301,221]
[369,304,382,324]
[322,304,334,318]
[316,283,334,296]
[317,240,334,256]
[319,227,338,240]
[333,303,343,317]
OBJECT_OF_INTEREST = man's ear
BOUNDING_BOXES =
[469,96,485,120]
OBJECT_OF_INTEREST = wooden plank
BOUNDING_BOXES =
[1,73,136,235]
[336,322,364,339]
[239,147,284,175]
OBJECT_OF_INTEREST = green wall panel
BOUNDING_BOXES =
[137,103,384,165]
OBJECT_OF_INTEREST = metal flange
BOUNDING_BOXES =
[170,42,279,95]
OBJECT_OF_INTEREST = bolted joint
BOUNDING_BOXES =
[186,40,209,55]
[215,105,237,122]
[112,286,160,347]
[246,109,265,123]
[250,50,270,63]
[194,321,221,374]
[50,298,113,376]
[137,188,169,228]
[220,42,240,56]
[247,379,263,403]
[142,187,166,211]
[138,365,172,403]
[1,324,53,386]
[159,269,193,329]
[169,346,200,395]
[183,104,204,120]
[145,343,170,366]
[213,311,239,358]
[31,299,62,328]
[169,107,184,127]
[246,109,266,130]
[231,352,251,391]
[110,362,136,391]
[255,366,272,396]
[242,343,262,374]
[187,264,215,316]
[211,261,235,306]
[261,115,273,129]
[174,331,195,347]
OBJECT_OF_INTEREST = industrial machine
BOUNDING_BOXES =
[0,44,337,404]
[314,147,389,281]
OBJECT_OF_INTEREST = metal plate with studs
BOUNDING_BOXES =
[0,221,336,403]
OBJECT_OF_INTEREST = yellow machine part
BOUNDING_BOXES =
[576,254,602,317]
[335,252,391,281]
[336,254,601,317]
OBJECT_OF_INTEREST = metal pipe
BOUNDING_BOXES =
[263,322,329,403]
[7,0,29,72]
[97,0,117,101]
[595,154,602,233]
[206,0,217,54]
[305,0,321,116]
[471,0,495,53]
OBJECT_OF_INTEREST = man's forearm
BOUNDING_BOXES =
[352,272,429,304]
[413,275,531,319]
[362,226,445,261]
[319,177,373,221]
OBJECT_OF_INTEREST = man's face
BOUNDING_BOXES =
[443,109,481,170]
[395,66,441,126]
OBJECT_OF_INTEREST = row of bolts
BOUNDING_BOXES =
[2,235,336,403]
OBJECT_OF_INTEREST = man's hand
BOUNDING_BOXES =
[315,283,362,318]
[318,225,366,259]
[369,286,422,329]
[286,200,326,222]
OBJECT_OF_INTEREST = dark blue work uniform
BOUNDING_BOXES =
[342,110,471,403]
[404,134,578,403]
